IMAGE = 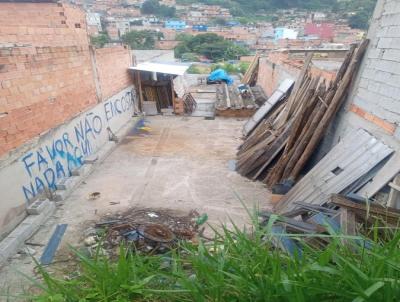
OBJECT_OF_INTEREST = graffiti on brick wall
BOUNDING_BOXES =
[20,88,135,202]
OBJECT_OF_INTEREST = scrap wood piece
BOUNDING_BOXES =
[182,93,197,114]
[388,174,400,208]
[264,42,365,188]
[274,128,394,213]
[288,39,369,181]
[329,194,400,220]
[357,152,400,199]
[237,99,287,156]
[265,78,326,185]
[242,53,260,85]
[307,212,341,233]
[238,124,291,177]
[242,79,294,137]
[292,201,338,216]
[339,207,356,236]
[40,224,68,265]
[274,52,313,128]
[281,202,339,226]
[260,212,325,233]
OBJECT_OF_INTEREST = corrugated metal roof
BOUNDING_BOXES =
[129,62,191,76]
[275,128,394,213]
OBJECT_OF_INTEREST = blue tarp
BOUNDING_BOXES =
[208,69,234,85]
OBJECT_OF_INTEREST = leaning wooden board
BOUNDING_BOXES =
[242,79,294,136]
[357,152,400,199]
[275,128,394,213]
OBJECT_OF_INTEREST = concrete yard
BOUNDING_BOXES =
[0,115,271,294]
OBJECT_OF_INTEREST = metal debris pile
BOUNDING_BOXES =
[83,208,207,256]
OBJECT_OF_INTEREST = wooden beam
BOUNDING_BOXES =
[289,40,369,180]
[388,174,400,208]
[339,208,356,236]
[329,194,400,219]
[170,75,175,112]
[136,70,144,111]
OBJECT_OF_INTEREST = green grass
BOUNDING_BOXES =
[19,210,400,301]
[211,62,250,75]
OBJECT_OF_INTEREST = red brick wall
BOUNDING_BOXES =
[0,3,133,157]
[0,45,97,156]
[0,3,88,47]
[95,46,132,100]
[257,52,337,96]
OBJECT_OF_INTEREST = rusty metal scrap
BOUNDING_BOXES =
[85,208,202,255]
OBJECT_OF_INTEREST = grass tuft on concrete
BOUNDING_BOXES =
[26,210,400,302]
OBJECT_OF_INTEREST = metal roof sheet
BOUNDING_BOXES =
[129,62,191,76]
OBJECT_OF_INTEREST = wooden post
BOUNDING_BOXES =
[388,174,400,208]
[170,75,175,112]
[136,70,144,111]
[339,208,356,236]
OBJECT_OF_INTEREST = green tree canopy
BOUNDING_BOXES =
[174,33,250,61]
[141,0,176,18]
[348,12,370,29]
[90,33,109,48]
[122,30,162,49]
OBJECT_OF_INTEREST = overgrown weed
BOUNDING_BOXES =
[13,209,400,301]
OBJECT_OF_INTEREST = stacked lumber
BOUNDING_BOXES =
[241,54,260,86]
[237,40,369,187]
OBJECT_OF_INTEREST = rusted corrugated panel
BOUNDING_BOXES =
[275,129,394,213]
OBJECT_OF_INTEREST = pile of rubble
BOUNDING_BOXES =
[83,208,207,256]
[260,194,400,256]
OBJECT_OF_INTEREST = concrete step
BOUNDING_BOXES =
[83,154,98,164]
[27,199,50,215]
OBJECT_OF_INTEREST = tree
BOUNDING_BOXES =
[174,43,191,58]
[176,33,193,42]
[121,30,159,49]
[141,0,176,17]
[225,44,250,60]
[195,41,230,60]
[174,33,250,61]
[90,33,109,48]
[141,0,159,14]
[213,17,228,26]
[348,11,370,29]
[182,53,200,62]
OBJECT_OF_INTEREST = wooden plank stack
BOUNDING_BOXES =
[241,53,260,86]
[237,40,369,188]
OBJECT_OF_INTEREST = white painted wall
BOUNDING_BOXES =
[0,86,137,239]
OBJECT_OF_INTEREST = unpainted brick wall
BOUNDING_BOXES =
[0,3,88,47]
[257,57,297,96]
[0,45,97,156]
[0,3,133,158]
[95,46,133,100]
[257,53,336,96]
